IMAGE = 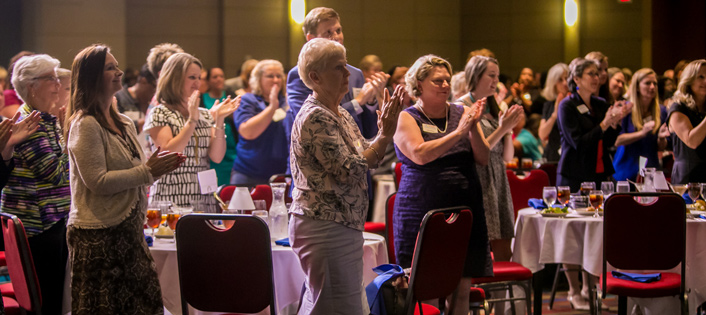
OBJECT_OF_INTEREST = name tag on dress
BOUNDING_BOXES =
[577,105,590,114]
[272,108,287,122]
[422,124,439,133]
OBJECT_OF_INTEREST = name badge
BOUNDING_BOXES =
[577,104,589,114]
[272,108,287,122]
[355,140,364,155]
[422,124,439,133]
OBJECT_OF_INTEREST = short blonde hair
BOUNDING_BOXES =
[673,59,706,110]
[464,55,498,93]
[11,54,60,103]
[359,55,382,73]
[155,52,203,106]
[302,7,339,36]
[541,63,569,101]
[56,68,71,78]
[628,68,660,133]
[297,38,346,90]
[405,55,452,97]
[585,51,608,64]
[249,59,286,97]
[147,43,184,78]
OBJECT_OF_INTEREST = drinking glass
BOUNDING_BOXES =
[165,207,182,241]
[616,181,630,193]
[521,158,533,169]
[589,190,604,217]
[146,201,170,236]
[580,182,596,196]
[543,186,557,208]
[252,210,269,226]
[601,181,615,196]
[671,184,688,196]
[557,186,571,206]
[570,195,589,210]
[688,183,701,202]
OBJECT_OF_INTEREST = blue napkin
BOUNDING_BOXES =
[683,193,694,204]
[528,198,547,209]
[366,264,406,315]
[611,271,661,283]
[275,238,290,247]
[145,234,153,247]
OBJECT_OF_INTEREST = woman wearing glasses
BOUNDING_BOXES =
[1,54,71,314]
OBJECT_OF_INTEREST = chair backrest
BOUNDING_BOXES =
[384,193,397,264]
[176,213,276,314]
[393,163,402,189]
[506,169,549,220]
[217,185,237,204]
[404,207,473,315]
[0,213,41,312]
[251,184,273,211]
[538,162,557,186]
[603,193,686,271]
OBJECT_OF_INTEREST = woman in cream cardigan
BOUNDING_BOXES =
[65,44,184,314]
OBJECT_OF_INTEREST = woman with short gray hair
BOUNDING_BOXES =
[538,62,570,161]
[2,54,70,314]
[289,38,403,314]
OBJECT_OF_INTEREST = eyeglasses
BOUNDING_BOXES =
[33,75,60,83]
[584,72,600,78]
[264,74,283,80]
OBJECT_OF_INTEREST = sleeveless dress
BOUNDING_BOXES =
[393,104,493,277]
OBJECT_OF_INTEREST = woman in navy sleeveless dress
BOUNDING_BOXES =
[393,55,493,314]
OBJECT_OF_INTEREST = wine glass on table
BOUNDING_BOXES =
[557,186,571,206]
[146,202,163,236]
[589,190,604,218]
[601,181,615,196]
[688,183,702,203]
[543,186,557,209]
[166,207,182,241]
[580,182,595,196]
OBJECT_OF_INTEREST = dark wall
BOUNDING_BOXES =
[0,0,23,69]
[652,0,706,74]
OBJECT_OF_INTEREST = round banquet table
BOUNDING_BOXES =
[150,231,388,315]
[513,208,706,314]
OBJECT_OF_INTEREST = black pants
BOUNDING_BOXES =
[27,218,68,315]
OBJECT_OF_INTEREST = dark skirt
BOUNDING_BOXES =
[67,204,163,315]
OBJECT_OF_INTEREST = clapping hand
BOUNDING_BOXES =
[210,95,241,121]
[1,111,41,160]
[187,91,201,122]
[658,123,670,138]
[377,85,405,138]
[146,146,186,178]
[499,104,524,132]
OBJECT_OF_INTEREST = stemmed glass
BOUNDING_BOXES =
[589,190,604,217]
[688,183,702,202]
[165,207,182,241]
[543,186,557,208]
[580,182,595,196]
[557,186,571,206]
[146,201,168,236]
[601,181,615,196]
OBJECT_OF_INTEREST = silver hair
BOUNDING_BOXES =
[541,62,569,101]
[11,54,60,103]
[297,38,346,90]
[567,57,599,92]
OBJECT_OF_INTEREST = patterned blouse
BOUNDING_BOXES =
[144,105,217,211]
[1,104,70,236]
[290,96,370,231]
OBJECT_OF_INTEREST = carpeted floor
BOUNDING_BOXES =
[477,291,619,314]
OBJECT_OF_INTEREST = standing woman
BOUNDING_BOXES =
[65,44,184,314]
[200,67,237,186]
[231,59,289,185]
[144,53,240,211]
[667,59,706,184]
[613,68,669,181]
[394,54,493,314]
[457,55,523,262]
[1,54,71,314]
[606,67,627,105]
[537,62,570,162]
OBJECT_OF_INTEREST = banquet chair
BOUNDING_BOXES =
[0,213,42,314]
[250,184,273,210]
[176,213,276,315]
[384,193,397,264]
[217,184,237,204]
[537,162,557,186]
[506,169,549,221]
[393,162,402,189]
[598,192,687,315]
[404,207,474,315]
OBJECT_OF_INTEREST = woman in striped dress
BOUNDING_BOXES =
[144,53,240,211]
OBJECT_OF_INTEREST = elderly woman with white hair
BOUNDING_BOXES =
[231,59,289,185]
[0,54,70,314]
[289,38,403,314]
[538,62,570,162]
[393,54,494,314]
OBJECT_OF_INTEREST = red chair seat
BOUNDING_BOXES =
[0,282,15,298]
[469,287,486,303]
[414,302,440,315]
[0,251,6,266]
[603,272,681,298]
[471,261,533,284]
[364,222,385,233]
[3,296,20,315]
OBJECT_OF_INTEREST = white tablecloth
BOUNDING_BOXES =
[512,208,706,314]
[151,232,389,315]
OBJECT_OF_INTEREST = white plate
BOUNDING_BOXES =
[154,233,174,239]
[540,212,568,217]
[690,210,706,216]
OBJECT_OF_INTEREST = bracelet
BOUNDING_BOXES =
[213,134,227,139]
[187,118,199,125]
[369,145,383,164]
[213,123,225,130]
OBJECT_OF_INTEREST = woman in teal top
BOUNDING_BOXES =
[200,67,238,186]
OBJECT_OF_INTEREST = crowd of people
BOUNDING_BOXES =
[0,5,703,315]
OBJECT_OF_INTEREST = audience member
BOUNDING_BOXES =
[674,59,690,82]
[359,54,383,80]
[451,71,467,101]
[144,53,239,211]
[0,66,7,90]
[606,67,627,104]
[512,111,543,161]
[394,54,492,314]
[115,64,156,132]
[121,66,140,88]
[289,38,402,314]
[667,59,706,184]
[225,59,258,95]
[232,60,289,185]
[200,67,237,186]
[3,51,35,117]
[585,51,610,101]
[613,68,669,181]
[2,54,71,314]
[55,67,71,114]
[538,62,569,162]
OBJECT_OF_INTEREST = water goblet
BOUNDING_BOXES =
[601,181,615,196]
[543,186,557,208]
[688,183,701,202]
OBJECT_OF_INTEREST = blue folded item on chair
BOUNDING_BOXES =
[366,264,406,315]
[528,198,547,209]
[611,271,661,283]
[275,238,290,247]
[145,234,153,247]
